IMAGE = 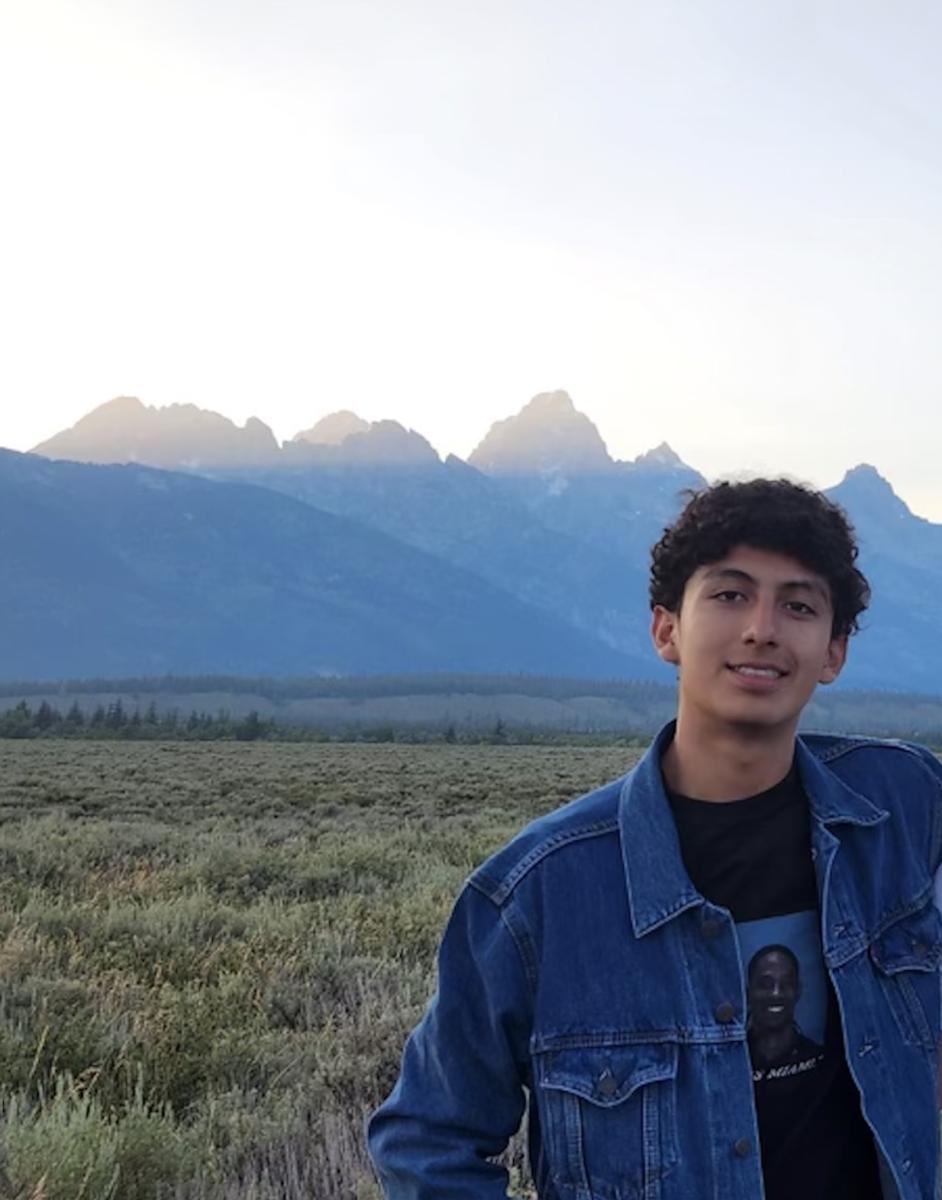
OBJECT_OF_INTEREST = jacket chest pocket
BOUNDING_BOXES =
[869,902,942,1050]
[533,1041,679,1200]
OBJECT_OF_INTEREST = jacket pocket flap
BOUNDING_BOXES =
[870,904,942,974]
[536,1042,678,1108]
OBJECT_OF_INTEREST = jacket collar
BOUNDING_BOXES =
[619,721,888,937]
[794,738,889,828]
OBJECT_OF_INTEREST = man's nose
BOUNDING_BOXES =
[743,599,779,644]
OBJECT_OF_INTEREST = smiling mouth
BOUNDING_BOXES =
[730,665,787,680]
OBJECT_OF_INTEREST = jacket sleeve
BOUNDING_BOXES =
[368,879,534,1199]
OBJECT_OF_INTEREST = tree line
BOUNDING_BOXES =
[0,699,276,742]
[0,699,653,746]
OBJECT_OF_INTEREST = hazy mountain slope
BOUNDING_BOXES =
[232,455,656,660]
[466,392,705,553]
[224,395,699,658]
[24,394,942,692]
[823,465,942,689]
[0,450,657,681]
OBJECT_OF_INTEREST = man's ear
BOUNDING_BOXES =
[651,606,681,666]
[818,636,848,686]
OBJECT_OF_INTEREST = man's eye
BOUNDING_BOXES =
[713,590,745,602]
[785,601,816,616]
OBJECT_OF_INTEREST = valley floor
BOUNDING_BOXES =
[0,740,636,1199]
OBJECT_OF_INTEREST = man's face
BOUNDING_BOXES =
[748,949,801,1034]
[651,545,847,740]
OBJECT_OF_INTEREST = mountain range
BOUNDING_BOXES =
[5,390,939,692]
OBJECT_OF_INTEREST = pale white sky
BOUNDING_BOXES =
[3,1,942,514]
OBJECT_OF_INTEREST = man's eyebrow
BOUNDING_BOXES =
[701,566,830,598]
[701,566,755,585]
[780,577,831,600]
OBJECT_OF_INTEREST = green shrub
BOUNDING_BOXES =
[4,1074,203,1200]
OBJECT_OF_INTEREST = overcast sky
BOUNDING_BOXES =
[3,1,942,514]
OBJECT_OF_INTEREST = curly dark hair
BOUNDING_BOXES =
[747,943,800,984]
[649,479,870,638]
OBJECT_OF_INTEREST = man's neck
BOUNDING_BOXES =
[662,715,798,802]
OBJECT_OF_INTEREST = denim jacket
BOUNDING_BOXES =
[369,725,942,1200]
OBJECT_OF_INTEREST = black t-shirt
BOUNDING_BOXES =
[668,765,882,1200]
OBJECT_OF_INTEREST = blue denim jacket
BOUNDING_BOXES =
[369,725,942,1200]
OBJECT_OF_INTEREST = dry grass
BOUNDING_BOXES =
[0,740,638,1199]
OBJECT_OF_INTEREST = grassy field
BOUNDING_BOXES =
[0,740,639,1199]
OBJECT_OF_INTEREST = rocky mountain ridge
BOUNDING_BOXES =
[17,391,942,691]
[32,391,686,475]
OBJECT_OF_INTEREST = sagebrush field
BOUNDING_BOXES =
[0,740,639,1199]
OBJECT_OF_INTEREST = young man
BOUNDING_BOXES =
[369,478,942,1200]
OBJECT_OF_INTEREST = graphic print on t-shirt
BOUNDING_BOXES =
[736,910,826,1083]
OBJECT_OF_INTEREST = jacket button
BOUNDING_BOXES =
[714,1002,736,1024]
[733,1138,753,1158]
[701,918,721,939]
[913,942,929,958]
[597,1069,618,1098]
